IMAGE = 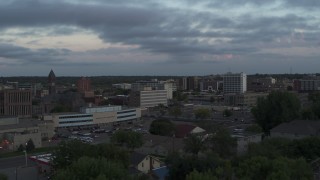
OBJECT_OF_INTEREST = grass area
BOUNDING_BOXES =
[0,146,57,159]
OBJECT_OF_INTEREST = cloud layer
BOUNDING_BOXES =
[0,0,319,75]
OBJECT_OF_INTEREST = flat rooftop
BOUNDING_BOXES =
[0,118,52,131]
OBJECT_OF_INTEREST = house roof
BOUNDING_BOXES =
[136,134,184,154]
[130,152,147,166]
[271,120,320,136]
[152,166,169,180]
[175,124,196,138]
[175,124,205,138]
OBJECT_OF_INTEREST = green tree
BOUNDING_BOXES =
[53,140,129,169]
[223,109,232,117]
[111,130,143,150]
[210,96,215,103]
[235,156,312,180]
[247,137,320,162]
[166,152,225,180]
[149,119,175,136]
[312,101,320,120]
[169,106,182,118]
[157,104,167,117]
[173,91,188,102]
[26,139,35,152]
[0,173,7,180]
[95,144,129,167]
[300,108,316,120]
[245,124,262,134]
[184,135,205,155]
[186,170,218,180]
[53,140,96,168]
[50,104,71,113]
[194,108,210,120]
[53,157,128,180]
[252,91,300,134]
[17,144,25,152]
[210,128,237,158]
[246,138,291,159]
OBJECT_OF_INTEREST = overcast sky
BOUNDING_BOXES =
[0,0,319,76]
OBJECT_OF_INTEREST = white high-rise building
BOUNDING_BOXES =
[223,72,247,94]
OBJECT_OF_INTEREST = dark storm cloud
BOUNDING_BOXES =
[0,0,319,64]
[206,0,320,9]
[284,0,320,8]
[0,43,70,64]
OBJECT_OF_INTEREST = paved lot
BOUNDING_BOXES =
[0,156,36,170]
[0,156,49,180]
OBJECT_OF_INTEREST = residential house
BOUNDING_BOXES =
[130,152,164,174]
[174,124,206,138]
[270,120,320,139]
[136,134,184,156]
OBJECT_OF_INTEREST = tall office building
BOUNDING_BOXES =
[0,89,32,117]
[77,77,92,93]
[48,70,56,95]
[223,72,247,94]
[130,80,168,108]
[179,77,198,91]
[129,89,168,108]
[293,79,320,92]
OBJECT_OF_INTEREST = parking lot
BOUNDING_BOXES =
[50,118,153,145]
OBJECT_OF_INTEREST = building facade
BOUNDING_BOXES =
[48,70,56,95]
[77,77,92,93]
[44,106,141,128]
[293,79,320,92]
[223,72,247,94]
[0,118,55,151]
[247,77,276,92]
[129,89,168,108]
[224,92,268,107]
[0,90,32,117]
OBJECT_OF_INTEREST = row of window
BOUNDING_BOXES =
[117,110,136,114]
[118,114,136,119]
[59,120,93,124]
[59,115,93,119]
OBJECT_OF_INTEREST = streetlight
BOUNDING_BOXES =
[23,150,27,167]
[24,142,28,167]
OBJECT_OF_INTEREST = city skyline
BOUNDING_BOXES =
[0,0,320,76]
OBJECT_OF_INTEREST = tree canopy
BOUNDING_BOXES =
[252,91,300,134]
[194,108,211,120]
[26,139,35,152]
[53,157,128,180]
[149,119,175,136]
[0,173,7,180]
[184,135,206,155]
[223,109,232,117]
[111,130,144,150]
[53,140,129,169]
[210,128,237,158]
[169,106,182,118]
[186,170,218,180]
[235,156,312,180]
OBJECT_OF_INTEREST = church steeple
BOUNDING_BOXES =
[48,69,56,94]
[48,69,56,83]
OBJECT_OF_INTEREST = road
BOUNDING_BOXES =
[0,155,36,169]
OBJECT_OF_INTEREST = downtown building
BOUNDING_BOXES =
[129,80,171,108]
[179,76,199,91]
[0,89,32,117]
[223,72,247,94]
[43,105,141,128]
[293,78,320,92]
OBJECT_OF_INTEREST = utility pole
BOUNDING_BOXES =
[23,150,28,167]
